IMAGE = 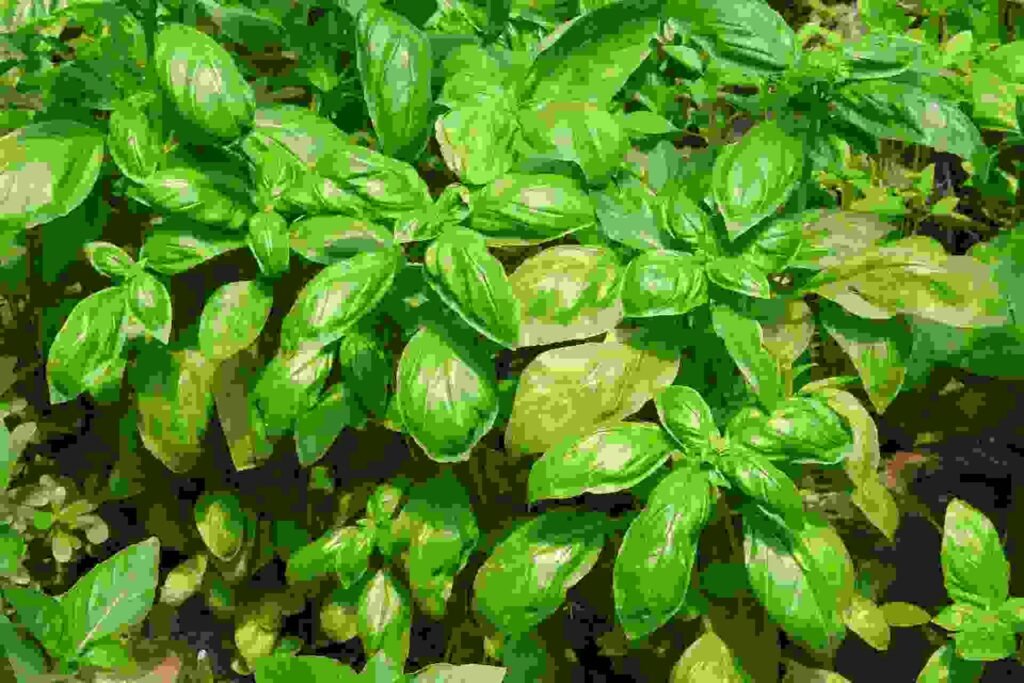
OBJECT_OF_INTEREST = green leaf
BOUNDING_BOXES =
[294,383,363,467]
[0,523,25,573]
[126,271,173,344]
[742,510,853,651]
[591,181,673,251]
[409,663,508,683]
[670,630,750,682]
[621,251,708,318]
[424,226,521,349]
[842,592,891,651]
[236,603,282,665]
[160,553,208,607]
[614,466,713,639]
[727,395,852,465]
[958,616,1015,661]
[525,2,660,107]
[818,302,911,414]
[841,33,923,82]
[287,525,374,588]
[656,385,721,456]
[254,654,359,683]
[3,585,67,658]
[83,241,136,281]
[970,41,1024,132]
[816,389,898,540]
[915,643,984,683]
[139,222,245,275]
[194,492,246,562]
[619,110,680,136]
[290,215,395,265]
[337,327,393,418]
[155,23,256,142]
[390,472,479,617]
[881,601,931,627]
[705,257,772,299]
[281,249,402,354]
[132,166,250,230]
[667,0,796,75]
[718,448,804,527]
[935,603,982,632]
[0,120,105,231]
[198,280,273,361]
[473,510,607,635]
[356,4,434,159]
[252,346,333,437]
[0,613,47,681]
[435,101,521,186]
[789,210,892,270]
[213,352,274,472]
[528,422,676,502]
[107,101,164,183]
[519,101,629,185]
[505,340,679,456]
[395,326,499,462]
[711,119,804,240]
[134,347,217,472]
[805,236,1009,328]
[468,173,595,246]
[59,536,160,656]
[757,298,814,367]
[247,211,291,278]
[998,597,1024,632]
[509,245,624,347]
[740,216,803,273]
[46,287,127,405]
[358,569,411,664]
[664,186,719,256]
[941,499,1009,609]
[711,302,782,411]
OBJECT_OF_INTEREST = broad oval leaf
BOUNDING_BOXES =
[656,385,721,456]
[84,241,135,280]
[160,554,208,607]
[842,33,922,81]
[409,663,508,683]
[509,244,624,347]
[294,383,363,467]
[247,211,290,277]
[395,326,499,462]
[669,0,796,75]
[290,215,395,264]
[139,223,245,275]
[107,102,164,182]
[743,510,854,651]
[133,167,250,230]
[621,250,708,318]
[705,257,771,299]
[0,120,104,230]
[525,2,660,106]
[155,23,256,141]
[712,120,804,240]
[505,340,679,456]
[591,181,674,251]
[711,302,782,410]
[718,448,804,527]
[435,102,520,185]
[741,216,803,273]
[198,280,274,361]
[194,492,246,561]
[614,466,714,639]
[356,4,433,159]
[252,346,333,437]
[59,537,160,656]
[805,236,1008,328]
[818,301,911,414]
[941,499,1009,609]
[916,643,984,683]
[424,226,520,348]
[338,327,394,418]
[528,422,677,502]
[670,630,749,682]
[468,173,596,246]
[390,472,480,617]
[728,395,852,466]
[473,510,607,635]
[281,248,402,353]
[519,101,629,184]
[358,569,411,663]
[287,525,374,588]
[47,287,127,405]
[254,655,359,683]
[126,272,173,344]
[842,592,891,652]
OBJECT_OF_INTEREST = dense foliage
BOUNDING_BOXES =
[1,0,1024,681]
